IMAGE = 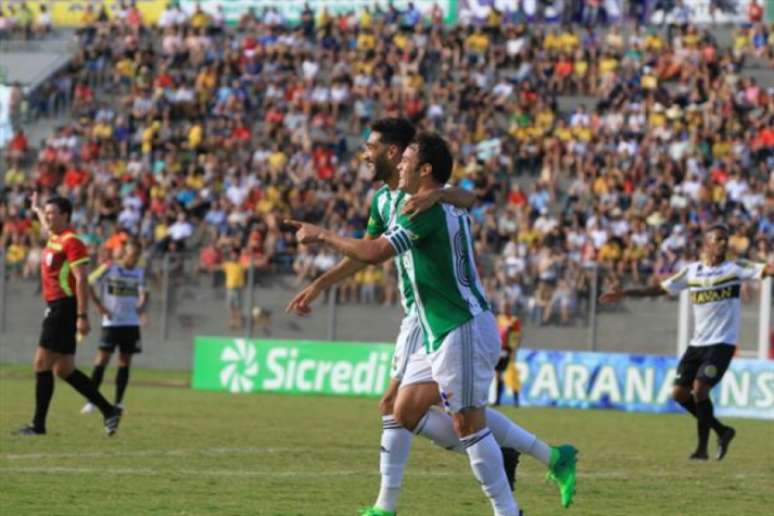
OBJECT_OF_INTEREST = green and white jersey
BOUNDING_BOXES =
[384,203,490,351]
[366,185,415,314]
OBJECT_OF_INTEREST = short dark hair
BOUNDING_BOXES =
[124,238,142,252]
[706,224,729,237]
[370,118,416,151]
[413,132,453,186]
[45,196,72,221]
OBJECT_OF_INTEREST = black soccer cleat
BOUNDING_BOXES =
[716,427,736,461]
[689,450,708,460]
[501,447,521,492]
[14,424,45,436]
[104,406,123,437]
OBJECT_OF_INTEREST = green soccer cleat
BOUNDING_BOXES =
[546,444,578,508]
[359,507,396,516]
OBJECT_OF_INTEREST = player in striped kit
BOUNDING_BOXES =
[288,133,578,516]
[600,225,773,460]
[81,239,147,414]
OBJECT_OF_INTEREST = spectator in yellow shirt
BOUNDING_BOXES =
[222,249,246,330]
[465,27,489,58]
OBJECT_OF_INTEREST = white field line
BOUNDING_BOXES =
[0,465,765,481]
[0,447,312,461]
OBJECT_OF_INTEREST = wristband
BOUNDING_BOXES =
[77,314,88,320]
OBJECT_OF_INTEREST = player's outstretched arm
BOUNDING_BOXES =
[286,257,367,316]
[599,285,667,304]
[401,187,477,219]
[285,220,395,266]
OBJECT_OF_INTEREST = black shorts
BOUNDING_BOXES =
[100,326,142,354]
[495,349,512,372]
[39,297,78,355]
[674,344,735,388]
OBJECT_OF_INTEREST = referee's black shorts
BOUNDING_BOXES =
[39,297,78,355]
[674,343,736,388]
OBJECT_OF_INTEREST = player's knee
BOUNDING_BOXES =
[52,363,73,379]
[692,382,711,402]
[379,397,394,416]
[672,386,690,403]
[117,354,132,367]
[393,403,418,431]
[32,357,48,372]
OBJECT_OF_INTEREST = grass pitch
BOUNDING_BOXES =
[1,365,772,516]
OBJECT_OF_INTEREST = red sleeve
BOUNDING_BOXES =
[65,235,90,266]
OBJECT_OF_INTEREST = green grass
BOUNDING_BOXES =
[1,365,772,516]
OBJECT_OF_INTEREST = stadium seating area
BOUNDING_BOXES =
[1,4,772,326]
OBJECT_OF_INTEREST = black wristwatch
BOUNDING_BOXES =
[77,314,88,320]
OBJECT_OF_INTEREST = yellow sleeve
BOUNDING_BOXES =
[88,263,109,285]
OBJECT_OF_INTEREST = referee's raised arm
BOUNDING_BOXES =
[30,191,50,237]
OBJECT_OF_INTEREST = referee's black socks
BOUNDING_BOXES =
[65,369,114,417]
[33,371,54,432]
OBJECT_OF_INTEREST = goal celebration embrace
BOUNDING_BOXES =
[2,1,773,514]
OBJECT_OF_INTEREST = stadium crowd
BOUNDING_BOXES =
[1,2,773,326]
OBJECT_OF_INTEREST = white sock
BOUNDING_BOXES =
[462,428,519,516]
[375,415,413,512]
[486,408,552,467]
[415,408,465,453]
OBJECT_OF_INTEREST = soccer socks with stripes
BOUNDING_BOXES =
[32,371,54,432]
[64,369,114,418]
[115,366,129,405]
[375,415,413,512]
[462,428,519,516]
[415,408,552,467]
[414,408,465,452]
[486,409,552,467]
[90,364,106,390]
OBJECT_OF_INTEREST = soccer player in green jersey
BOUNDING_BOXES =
[288,133,577,515]
[288,118,520,510]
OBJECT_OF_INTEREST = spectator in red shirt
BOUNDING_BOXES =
[62,165,90,195]
[748,0,763,23]
[8,129,28,164]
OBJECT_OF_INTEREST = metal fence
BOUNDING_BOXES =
[0,250,770,369]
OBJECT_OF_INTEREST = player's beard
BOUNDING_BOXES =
[372,153,394,183]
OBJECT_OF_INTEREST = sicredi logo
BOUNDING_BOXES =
[262,348,391,395]
[219,339,259,393]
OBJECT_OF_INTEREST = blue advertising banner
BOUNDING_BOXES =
[508,349,774,420]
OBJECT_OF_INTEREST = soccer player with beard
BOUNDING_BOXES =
[288,133,578,515]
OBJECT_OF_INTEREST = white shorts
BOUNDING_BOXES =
[390,312,425,381]
[401,348,435,386]
[430,311,501,413]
